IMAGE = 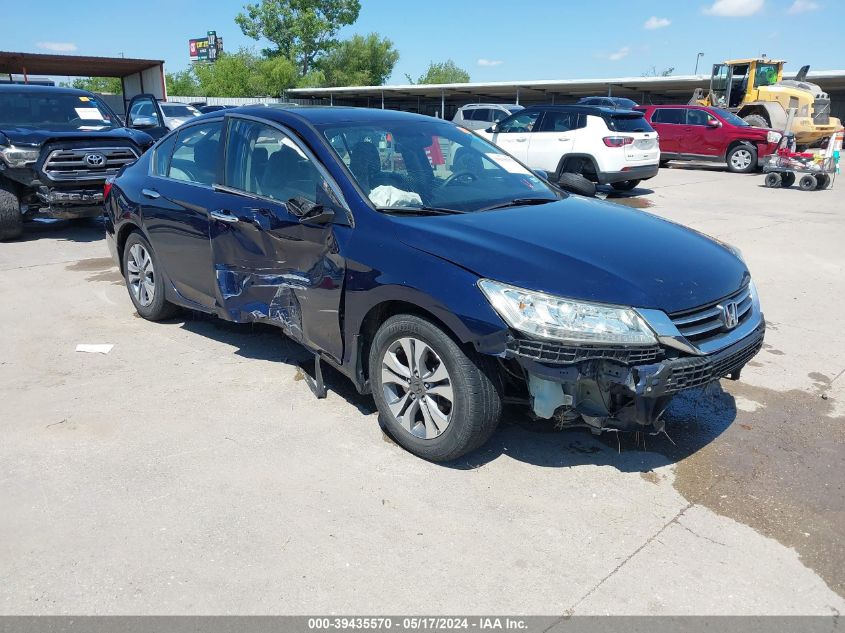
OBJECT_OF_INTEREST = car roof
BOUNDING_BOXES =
[461,103,521,109]
[522,104,644,116]
[635,104,712,109]
[0,83,94,96]
[215,105,450,127]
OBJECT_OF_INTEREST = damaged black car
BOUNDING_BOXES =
[0,84,154,240]
[105,106,764,461]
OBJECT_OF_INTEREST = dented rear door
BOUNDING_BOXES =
[209,116,347,363]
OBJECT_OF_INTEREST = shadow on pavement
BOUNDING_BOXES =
[151,311,737,472]
[19,217,105,243]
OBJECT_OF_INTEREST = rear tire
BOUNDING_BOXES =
[815,174,830,190]
[743,114,769,128]
[558,172,597,197]
[369,314,502,462]
[780,172,796,188]
[0,179,23,241]
[799,174,817,191]
[764,172,782,188]
[659,160,670,168]
[727,144,758,173]
[122,231,179,321]
[610,179,641,192]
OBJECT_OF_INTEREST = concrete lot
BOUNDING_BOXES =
[0,166,843,614]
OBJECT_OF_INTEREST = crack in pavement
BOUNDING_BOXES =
[0,257,95,273]
[564,501,695,616]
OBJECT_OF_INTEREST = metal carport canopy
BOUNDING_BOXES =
[288,70,845,102]
[0,51,168,106]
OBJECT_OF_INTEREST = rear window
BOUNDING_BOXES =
[604,114,653,133]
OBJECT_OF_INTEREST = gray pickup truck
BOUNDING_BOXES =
[0,84,154,240]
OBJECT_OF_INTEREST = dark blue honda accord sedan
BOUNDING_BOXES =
[105,106,764,461]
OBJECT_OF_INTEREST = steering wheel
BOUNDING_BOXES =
[442,171,479,187]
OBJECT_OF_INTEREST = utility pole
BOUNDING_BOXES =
[694,52,704,76]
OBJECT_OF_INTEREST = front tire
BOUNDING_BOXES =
[764,172,782,188]
[743,114,769,128]
[781,172,796,188]
[727,145,757,173]
[369,315,502,462]
[610,179,641,192]
[0,179,23,241]
[122,231,179,321]
[558,172,597,197]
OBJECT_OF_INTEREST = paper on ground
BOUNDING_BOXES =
[75,344,114,354]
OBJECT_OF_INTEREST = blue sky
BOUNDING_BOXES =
[4,0,838,84]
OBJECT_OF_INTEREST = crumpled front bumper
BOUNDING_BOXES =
[506,319,765,433]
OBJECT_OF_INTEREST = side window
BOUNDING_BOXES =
[151,133,177,177]
[224,118,326,206]
[491,109,509,123]
[461,109,477,121]
[473,109,493,122]
[686,109,713,126]
[128,98,156,126]
[652,109,685,124]
[498,111,540,133]
[168,120,222,186]
[538,111,575,132]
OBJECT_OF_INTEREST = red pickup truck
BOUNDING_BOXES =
[635,105,782,173]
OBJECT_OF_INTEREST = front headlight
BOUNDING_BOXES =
[767,131,782,144]
[0,145,39,168]
[478,279,657,345]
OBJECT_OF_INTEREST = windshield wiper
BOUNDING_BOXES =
[376,205,466,216]
[479,197,557,212]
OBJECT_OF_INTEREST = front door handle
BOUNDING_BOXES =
[515,138,527,142]
[210,209,240,224]
[141,188,160,199]
[557,137,571,141]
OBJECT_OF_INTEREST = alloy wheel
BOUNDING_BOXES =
[381,337,454,439]
[730,149,753,171]
[127,243,155,307]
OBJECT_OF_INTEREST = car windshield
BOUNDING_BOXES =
[319,118,560,213]
[605,114,654,132]
[712,108,750,127]
[0,91,118,130]
[161,104,201,118]
[713,108,751,127]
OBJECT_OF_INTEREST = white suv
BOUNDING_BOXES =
[453,103,523,131]
[477,105,660,195]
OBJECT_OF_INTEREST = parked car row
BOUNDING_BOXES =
[453,97,784,195]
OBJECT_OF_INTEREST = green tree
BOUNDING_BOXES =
[65,76,123,94]
[165,69,201,97]
[410,60,470,85]
[236,0,361,75]
[192,49,298,98]
[317,33,399,86]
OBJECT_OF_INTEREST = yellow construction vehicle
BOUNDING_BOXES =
[690,58,841,147]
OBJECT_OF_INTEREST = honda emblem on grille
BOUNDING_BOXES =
[720,301,739,330]
[84,153,106,167]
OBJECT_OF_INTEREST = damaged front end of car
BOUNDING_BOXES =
[478,279,765,434]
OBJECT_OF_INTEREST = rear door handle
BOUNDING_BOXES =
[210,209,240,224]
[557,137,571,141]
[515,138,527,142]
[141,188,160,199]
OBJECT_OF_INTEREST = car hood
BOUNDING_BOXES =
[390,197,749,314]
[0,125,153,148]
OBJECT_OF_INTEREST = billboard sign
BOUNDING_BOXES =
[189,31,223,62]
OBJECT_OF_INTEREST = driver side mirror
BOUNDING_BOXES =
[707,119,722,128]
[488,123,499,134]
[288,197,335,225]
[131,115,159,129]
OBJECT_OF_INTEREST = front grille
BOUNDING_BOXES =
[662,323,764,393]
[669,284,753,347]
[813,98,831,125]
[508,337,662,365]
[42,147,139,182]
